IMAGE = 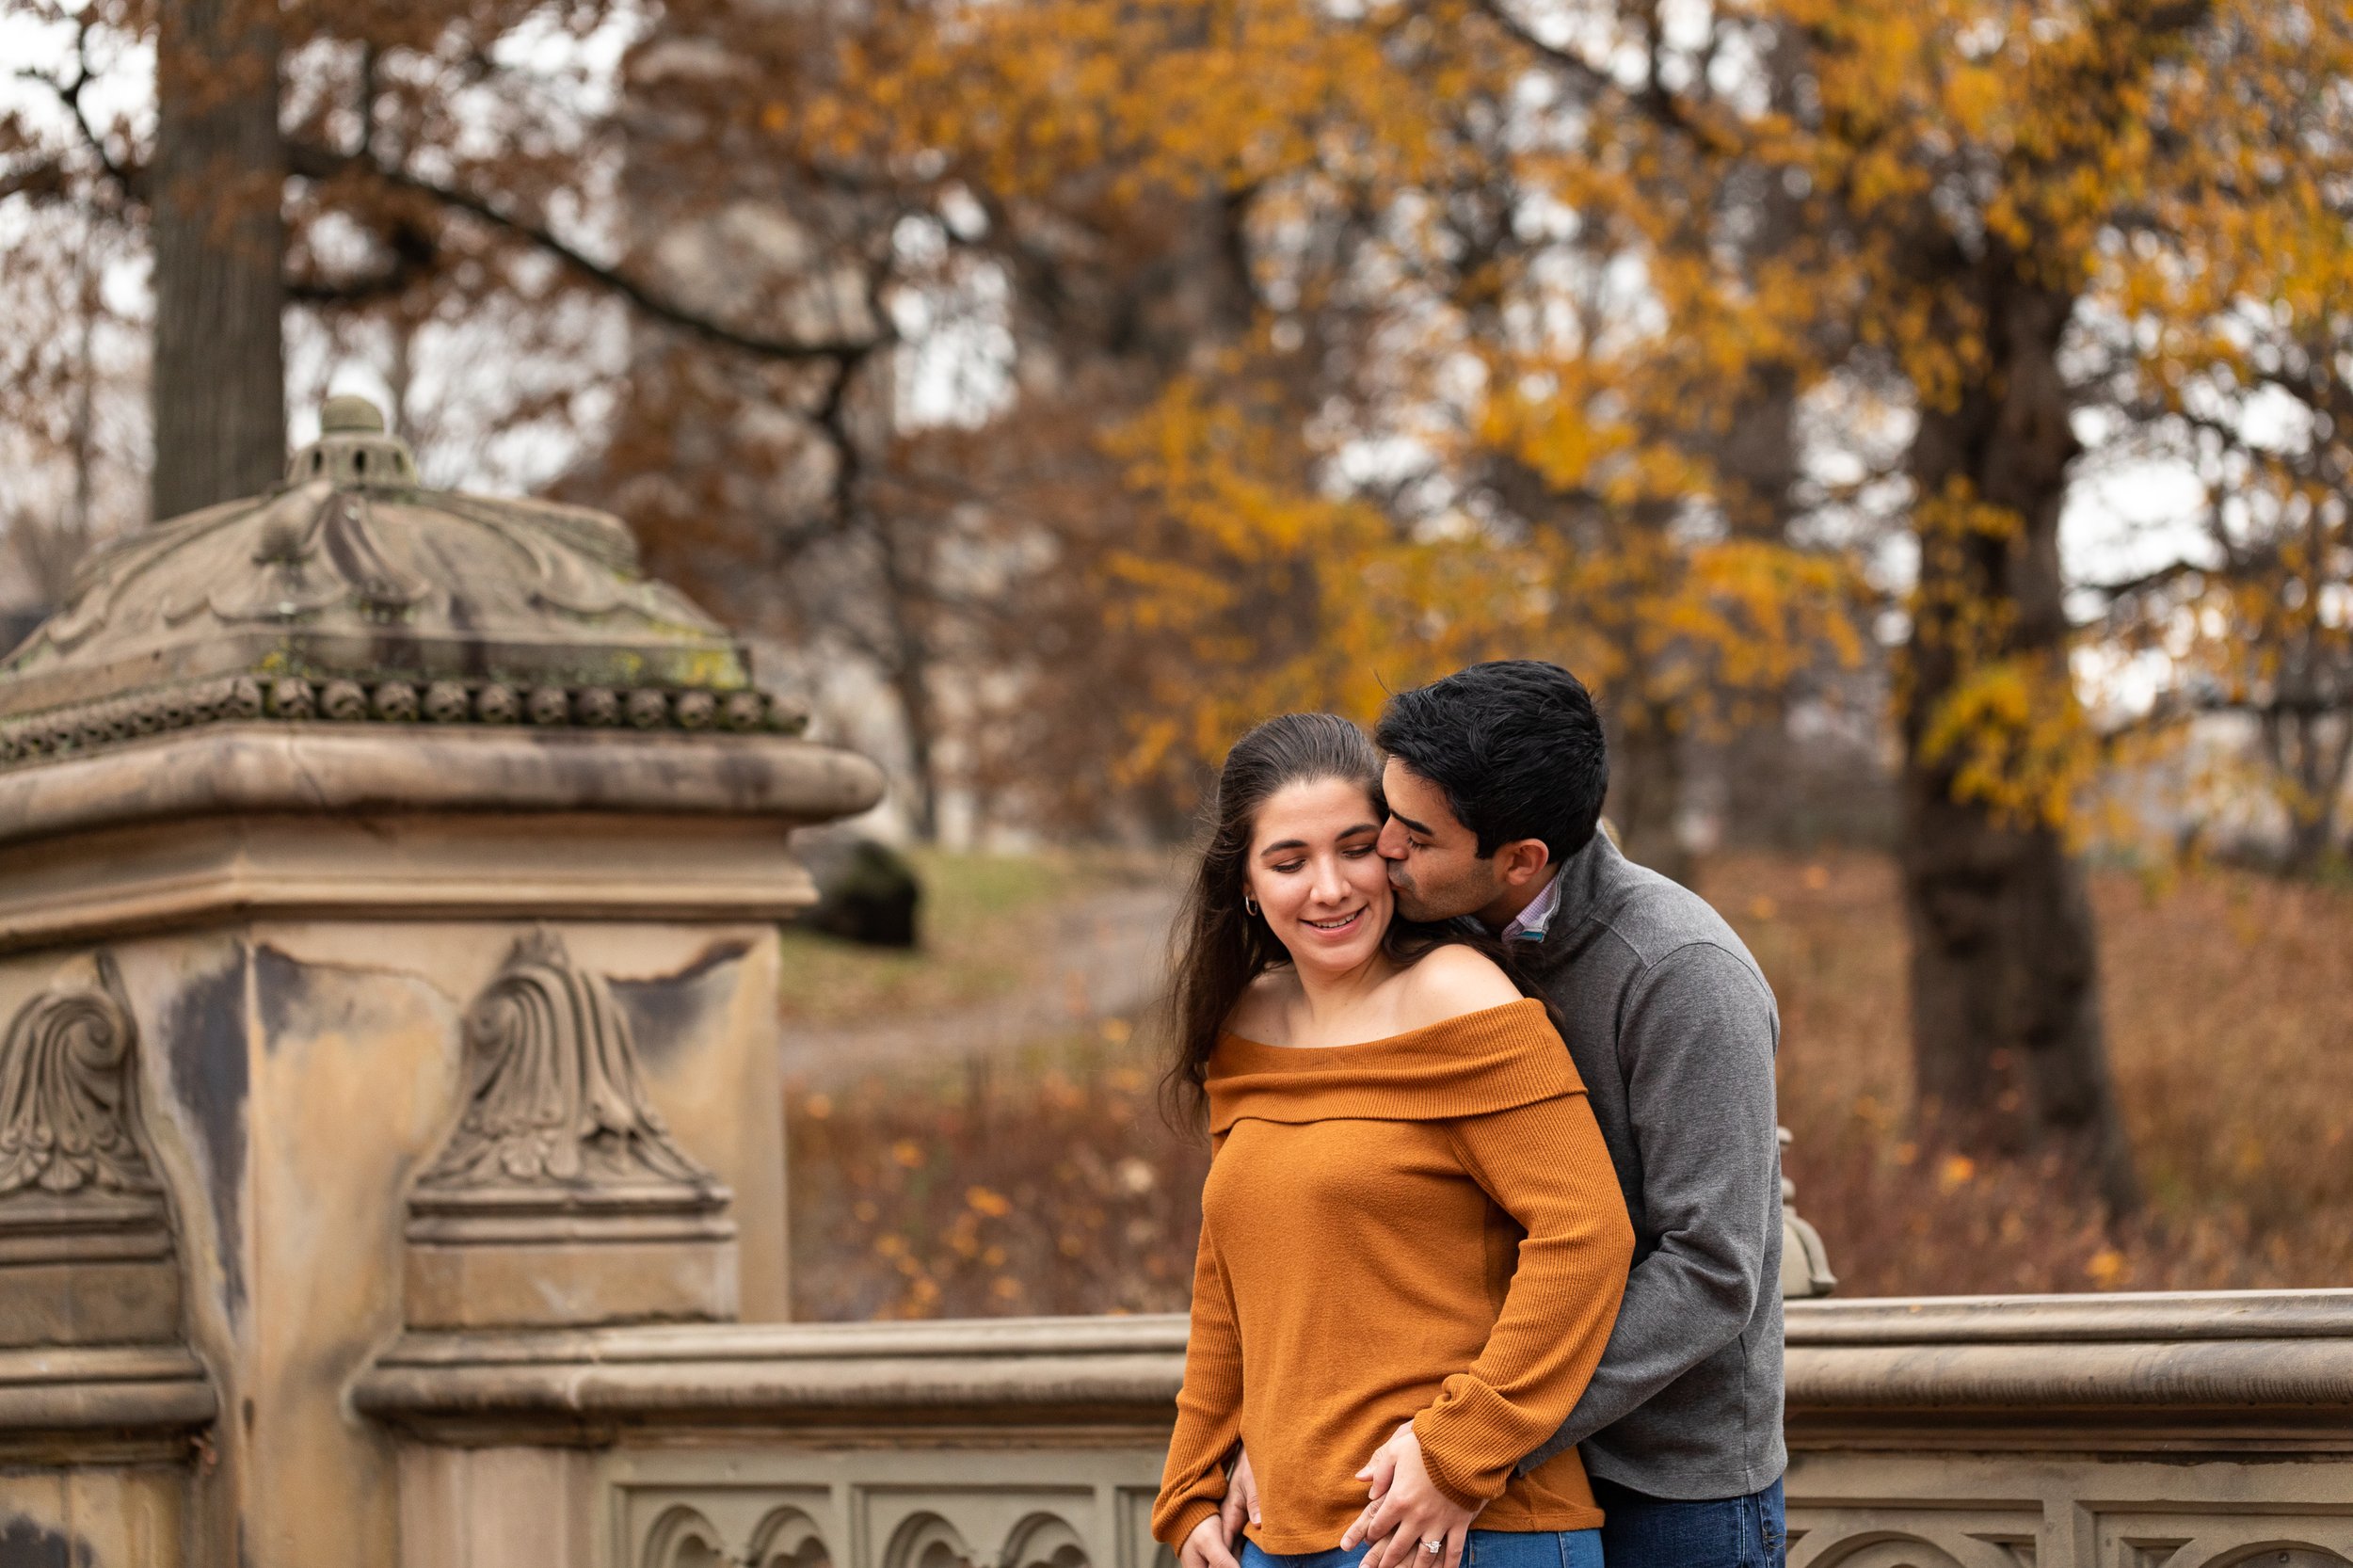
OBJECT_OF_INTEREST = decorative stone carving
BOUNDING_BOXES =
[643,1504,731,1568]
[1799,1540,1971,1568]
[886,1513,980,1568]
[750,1508,832,1568]
[418,927,713,1192]
[0,952,184,1350]
[1005,1513,1092,1568]
[0,395,808,768]
[404,928,738,1329]
[0,952,152,1198]
[581,1445,1174,1568]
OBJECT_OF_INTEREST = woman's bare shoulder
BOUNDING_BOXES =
[1390,943,1527,1032]
[1225,968,1302,1043]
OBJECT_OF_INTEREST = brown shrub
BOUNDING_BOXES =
[789,1026,1209,1320]
[1717,851,2353,1295]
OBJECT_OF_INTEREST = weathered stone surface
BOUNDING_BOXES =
[0,1342,215,1444]
[0,1461,189,1565]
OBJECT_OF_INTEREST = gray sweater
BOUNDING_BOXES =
[1509,832,1785,1499]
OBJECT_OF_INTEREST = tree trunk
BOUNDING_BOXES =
[1897,262,2138,1213]
[2264,710,2353,877]
[872,510,943,842]
[151,0,285,521]
[1608,701,1694,887]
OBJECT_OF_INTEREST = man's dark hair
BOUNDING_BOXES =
[1374,660,1609,864]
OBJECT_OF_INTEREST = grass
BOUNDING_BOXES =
[776,846,1160,1029]
[784,849,2353,1319]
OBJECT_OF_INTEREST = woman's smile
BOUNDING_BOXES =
[1301,908,1367,935]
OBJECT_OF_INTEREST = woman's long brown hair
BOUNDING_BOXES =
[1159,712,1556,1129]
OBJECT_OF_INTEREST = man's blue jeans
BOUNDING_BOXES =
[1589,1476,1785,1568]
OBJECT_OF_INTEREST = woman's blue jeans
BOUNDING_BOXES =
[1240,1528,1604,1568]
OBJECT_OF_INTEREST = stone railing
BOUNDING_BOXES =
[348,1291,2353,1568]
[354,1316,1186,1568]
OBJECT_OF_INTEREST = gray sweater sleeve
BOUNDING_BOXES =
[1518,941,1780,1473]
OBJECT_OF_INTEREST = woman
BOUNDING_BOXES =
[1150,713,1636,1568]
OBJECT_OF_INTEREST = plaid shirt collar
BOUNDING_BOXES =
[1501,863,1565,942]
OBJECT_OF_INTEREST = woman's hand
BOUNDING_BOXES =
[1339,1422,1480,1568]
[1181,1513,1242,1568]
[1220,1446,1262,1540]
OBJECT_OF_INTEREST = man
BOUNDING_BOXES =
[1222,660,1787,1568]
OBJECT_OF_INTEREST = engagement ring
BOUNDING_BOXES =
[1421,1543,1443,1555]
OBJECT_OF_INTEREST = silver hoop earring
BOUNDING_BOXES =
[1243,894,1259,918]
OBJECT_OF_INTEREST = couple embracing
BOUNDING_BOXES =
[1147,662,1787,1568]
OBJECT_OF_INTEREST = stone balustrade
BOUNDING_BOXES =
[344,1292,2353,1568]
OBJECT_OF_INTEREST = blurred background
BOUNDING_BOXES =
[2,0,2347,1314]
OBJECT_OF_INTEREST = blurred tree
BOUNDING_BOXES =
[5,0,884,514]
[2088,20,2353,877]
[792,0,2349,1208]
[771,0,1865,854]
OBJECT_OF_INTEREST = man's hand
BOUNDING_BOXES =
[1220,1446,1262,1540]
[1338,1423,1480,1568]
[1181,1514,1241,1568]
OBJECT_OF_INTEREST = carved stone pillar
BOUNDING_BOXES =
[0,397,884,1568]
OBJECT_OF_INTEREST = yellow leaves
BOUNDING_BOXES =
[1919,650,2097,833]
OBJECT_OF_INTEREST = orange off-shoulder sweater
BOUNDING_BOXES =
[1151,999,1636,1555]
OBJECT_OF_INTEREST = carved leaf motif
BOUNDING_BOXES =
[29,496,273,655]
[420,929,713,1192]
[205,492,430,625]
[436,494,720,627]
[0,953,155,1197]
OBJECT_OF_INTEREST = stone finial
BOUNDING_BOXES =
[1780,1126,1838,1299]
[319,394,388,435]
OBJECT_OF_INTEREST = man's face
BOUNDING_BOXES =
[1376,758,1507,922]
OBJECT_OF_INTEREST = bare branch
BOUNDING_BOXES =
[1463,0,1744,155]
[287,139,891,364]
[15,19,148,201]
[2078,558,2208,600]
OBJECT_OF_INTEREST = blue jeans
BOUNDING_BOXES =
[1240,1529,1604,1568]
[1588,1477,1785,1568]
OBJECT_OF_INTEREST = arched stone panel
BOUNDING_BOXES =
[642,1503,730,1568]
[888,1511,982,1568]
[749,1506,833,1568]
[1002,1512,1091,1568]
[2200,1546,2353,1568]
[1807,1534,1972,1568]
